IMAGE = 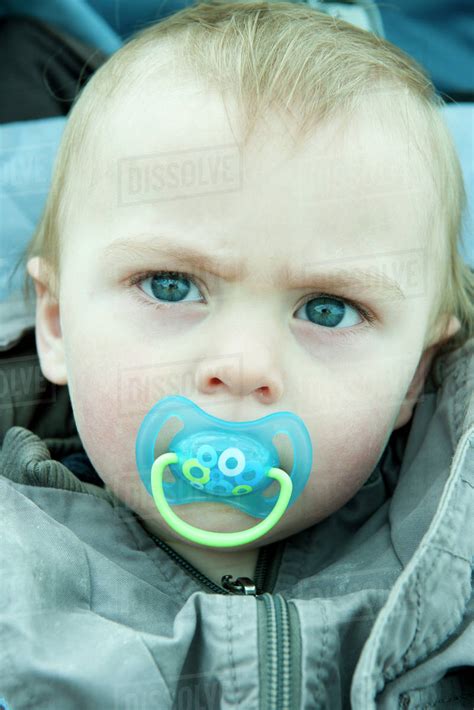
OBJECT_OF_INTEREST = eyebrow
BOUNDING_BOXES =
[102,235,406,300]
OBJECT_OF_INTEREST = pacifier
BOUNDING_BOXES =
[135,395,313,548]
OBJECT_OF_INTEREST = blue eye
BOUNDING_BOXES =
[139,271,204,304]
[295,295,363,329]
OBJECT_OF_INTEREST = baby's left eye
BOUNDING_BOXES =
[295,295,363,329]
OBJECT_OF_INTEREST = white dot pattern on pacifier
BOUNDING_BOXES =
[218,447,245,477]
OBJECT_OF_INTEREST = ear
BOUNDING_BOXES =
[392,314,461,430]
[26,256,68,386]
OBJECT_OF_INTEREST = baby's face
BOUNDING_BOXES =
[32,80,442,550]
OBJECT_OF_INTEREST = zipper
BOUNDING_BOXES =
[135,515,296,708]
[257,593,295,709]
[138,514,279,595]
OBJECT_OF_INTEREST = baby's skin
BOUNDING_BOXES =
[28,77,460,587]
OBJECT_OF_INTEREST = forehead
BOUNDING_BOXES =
[65,78,434,271]
[85,77,427,177]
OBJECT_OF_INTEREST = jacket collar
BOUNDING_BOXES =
[351,337,474,706]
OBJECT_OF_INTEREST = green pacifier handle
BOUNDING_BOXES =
[151,452,293,548]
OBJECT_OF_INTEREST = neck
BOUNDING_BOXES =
[164,538,260,589]
[131,506,262,589]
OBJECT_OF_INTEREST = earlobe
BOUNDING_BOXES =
[26,256,68,386]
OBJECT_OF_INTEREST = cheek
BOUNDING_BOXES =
[70,371,166,522]
[63,327,194,518]
[69,362,137,476]
[291,403,394,527]
[298,356,412,520]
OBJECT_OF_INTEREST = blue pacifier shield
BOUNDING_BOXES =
[135,395,313,519]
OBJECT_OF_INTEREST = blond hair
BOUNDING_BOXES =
[19,0,474,355]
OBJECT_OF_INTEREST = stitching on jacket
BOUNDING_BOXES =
[314,600,329,708]
[428,543,470,563]
[390,554,444,677]
[381,565,427,683]
[391,550,468,679]
[428,453,462,558]
[413,567,422,653]
[404,559,469,664]
[429,429,473,559]
[225,595,239,704]
[452,357,467,443]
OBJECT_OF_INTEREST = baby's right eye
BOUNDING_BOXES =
[128,270,205,306]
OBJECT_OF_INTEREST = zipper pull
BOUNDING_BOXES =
[221,575,258,595]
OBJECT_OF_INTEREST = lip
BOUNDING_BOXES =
[193,399,278,425]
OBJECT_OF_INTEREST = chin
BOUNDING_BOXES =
[174,500,260,531]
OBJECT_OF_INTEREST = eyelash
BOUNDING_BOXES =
[126,269,377,337]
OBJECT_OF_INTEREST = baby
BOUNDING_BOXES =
[24,1,471,591]
[1,2,471,706]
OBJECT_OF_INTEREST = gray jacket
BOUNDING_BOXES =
[1,339,473,709]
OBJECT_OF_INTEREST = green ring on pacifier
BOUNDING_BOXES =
[232,484,253,495]
[151,452,293,548]
[182,458,211,485]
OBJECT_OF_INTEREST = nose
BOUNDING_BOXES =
[194,344,284,405]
